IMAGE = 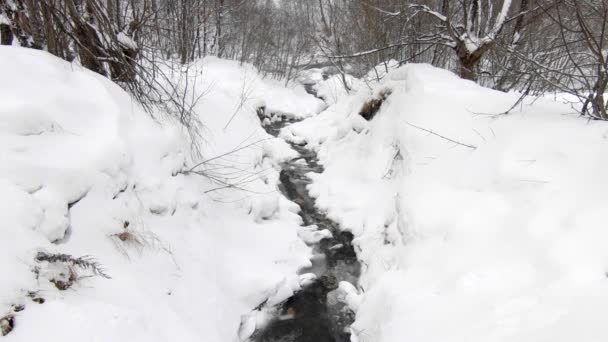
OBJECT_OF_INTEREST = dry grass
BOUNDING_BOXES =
[34,252,111,291]
[110,220,172,261]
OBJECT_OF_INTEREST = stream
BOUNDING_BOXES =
[249,109,361,342]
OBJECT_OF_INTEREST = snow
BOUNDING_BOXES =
[0,13,9,26]
[0,47,323,341]
[284,63,608,342]
[315,73,360,106]
[362,60,399,84]
[117,32,138,50]
[296,68,326,85]
[463,34,481,54]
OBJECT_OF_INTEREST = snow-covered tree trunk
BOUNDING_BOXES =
[65,0,107,76]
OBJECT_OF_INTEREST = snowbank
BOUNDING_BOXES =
[0,47,322,341]
[285,63,608,341]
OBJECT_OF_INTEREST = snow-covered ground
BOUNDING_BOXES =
[284,64,608,342]
[0,47,323,341]
[5,44,608,342]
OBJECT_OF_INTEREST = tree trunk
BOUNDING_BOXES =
[456,42,491,82]
[40,2,61,57]
[24,0,44,49]
[458,55,481,81]
[0,23,12,45]
[215,0,224,57]
[591,70,608,120]
[180,0,188,64]
[202,1,208,56]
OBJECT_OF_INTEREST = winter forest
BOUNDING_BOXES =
[1,0,608,341]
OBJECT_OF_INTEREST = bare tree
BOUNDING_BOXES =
[500,0,608,119]
[555,0,608,119]
[406,0,532,81]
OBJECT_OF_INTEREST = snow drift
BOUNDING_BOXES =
[285,63,608,342]
[0,47,323,341]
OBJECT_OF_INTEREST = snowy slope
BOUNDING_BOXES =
[0,47,323,341]
[284,64,608,342]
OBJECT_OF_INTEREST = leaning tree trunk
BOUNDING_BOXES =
[24,0,44,49]
[458,56,481,81]
[65,0,107,76]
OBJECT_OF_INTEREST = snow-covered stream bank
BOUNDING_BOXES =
[0,48,326,341]
[283,64,608,342]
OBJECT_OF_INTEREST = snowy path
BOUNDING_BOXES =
[251,110,360,342]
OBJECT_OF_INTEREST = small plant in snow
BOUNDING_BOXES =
[110,220,172,260]
[111,221,145,253]
[34,251,110,291]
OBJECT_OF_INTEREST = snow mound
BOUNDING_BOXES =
[286,63,608,342]
[0,47,320,341]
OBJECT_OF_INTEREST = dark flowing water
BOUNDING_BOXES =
[249,109,361,342]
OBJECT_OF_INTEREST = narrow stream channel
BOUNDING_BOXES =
[249,108,361,342]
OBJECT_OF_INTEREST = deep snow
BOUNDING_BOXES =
[4,44,608,342]
[284,63,608,342]
[0,47,324,341]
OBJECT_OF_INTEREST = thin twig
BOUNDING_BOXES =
[404,121,477,149]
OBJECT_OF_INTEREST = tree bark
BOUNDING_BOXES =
[457,49,482,81]
[456,41,493,81]
[0,23,12,45]
[24,0,44,49]
[66,0,107,76]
